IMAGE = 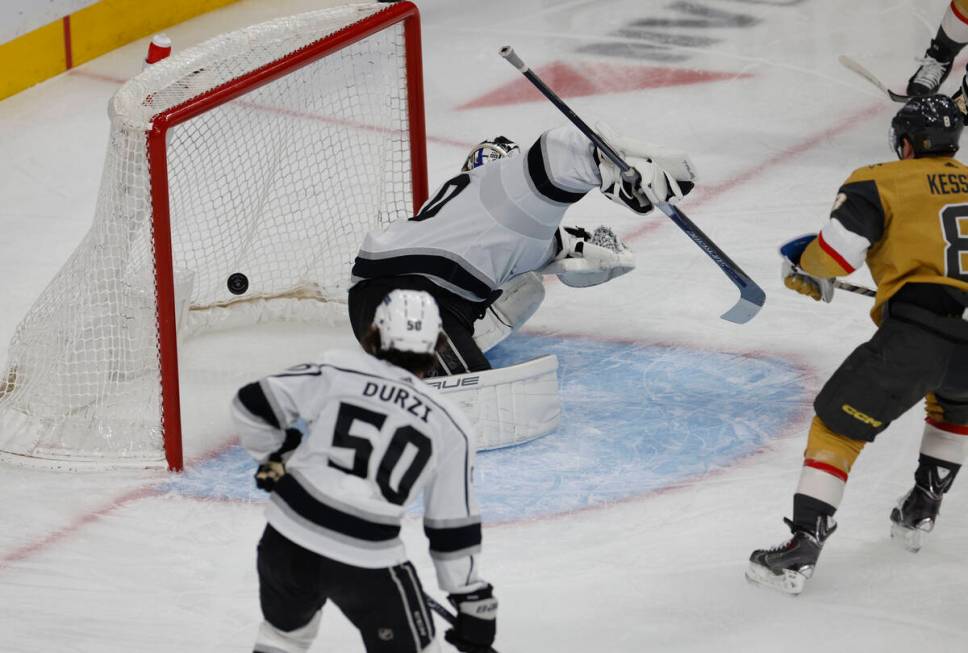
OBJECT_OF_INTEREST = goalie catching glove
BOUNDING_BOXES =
[445,584,498,653]
[543,225,635,288]
[595,126,697,214]
[780,234,834,303]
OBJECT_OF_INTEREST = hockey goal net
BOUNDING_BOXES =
[0,2,427,471]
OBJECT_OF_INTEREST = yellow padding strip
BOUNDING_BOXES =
[804,415,865,476]
[0,0,239,101]
[0,21,67,100]
[71,0,239,67]
[925,392,954,425]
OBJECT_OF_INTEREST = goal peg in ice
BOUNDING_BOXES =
[145,34,172,67]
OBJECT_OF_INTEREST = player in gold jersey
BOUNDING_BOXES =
[746,95,968,595]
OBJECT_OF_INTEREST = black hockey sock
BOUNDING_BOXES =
[914,454,961,495]
[792,493,836,533]
[929,29,965,63]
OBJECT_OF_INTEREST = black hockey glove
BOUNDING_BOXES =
[254,453,286,492]
[254,426,303,491]
[445,584,498,653]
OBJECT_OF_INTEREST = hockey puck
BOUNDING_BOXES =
[227,272,249,295]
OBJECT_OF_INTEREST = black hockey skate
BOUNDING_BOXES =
[907,40,954,96]
[746,516,836,596]
[890,485,941,553]
[890,460,958,552]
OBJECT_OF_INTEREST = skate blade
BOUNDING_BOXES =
[890,521,931,553]
[745,561,807,596]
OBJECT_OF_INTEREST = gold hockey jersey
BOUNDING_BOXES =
[801,156,968,323]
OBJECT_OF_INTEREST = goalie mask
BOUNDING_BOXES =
[461,136,520,171]
[373,289,442,354]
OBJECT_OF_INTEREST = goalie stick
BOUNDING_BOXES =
[498,46,765,324]
[838,55,911,103]
[424,594,502,653]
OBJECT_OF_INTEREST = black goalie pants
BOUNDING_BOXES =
[257,525,436,652]
[348,276,491,375]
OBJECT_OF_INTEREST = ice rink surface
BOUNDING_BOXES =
[1,0,967,651]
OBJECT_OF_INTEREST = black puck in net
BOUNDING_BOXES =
[227,272,249,295]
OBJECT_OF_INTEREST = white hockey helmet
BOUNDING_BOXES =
[461,136,520,171]
[373,290,442,354]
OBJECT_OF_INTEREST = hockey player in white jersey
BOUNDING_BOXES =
[233,290,497,653]
[348,125,697,375]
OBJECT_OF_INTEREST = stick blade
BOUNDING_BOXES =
[838,54,908,102]
[720,284,765,324]
[838,54,887,93]
[887,89,912,103]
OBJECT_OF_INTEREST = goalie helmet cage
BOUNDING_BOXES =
[0,2,427,471]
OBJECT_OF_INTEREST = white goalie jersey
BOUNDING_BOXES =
[232,348,486,594]
[351,124,603,303]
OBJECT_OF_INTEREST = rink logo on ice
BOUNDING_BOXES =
[460,61,750,109]
[462,0,810,109]
[164,334,808,524]
[578,0,808,63]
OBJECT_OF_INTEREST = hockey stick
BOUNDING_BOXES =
[838,55,910,103]
[833,279,876,297]
[424,594,502,653]
[498,46,765,324]
[792,260,876,299]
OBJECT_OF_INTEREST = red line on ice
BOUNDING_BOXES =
[0,485,159,571]
[0,438,239,572]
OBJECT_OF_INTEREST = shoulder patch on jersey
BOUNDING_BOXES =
[831,192,847,212]
[831,179,885,244]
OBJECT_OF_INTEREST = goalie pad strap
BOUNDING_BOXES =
[472,272,545,353]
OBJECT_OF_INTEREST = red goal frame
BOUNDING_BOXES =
[144,2,428,471]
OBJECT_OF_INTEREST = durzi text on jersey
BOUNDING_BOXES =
[362,382,432,423]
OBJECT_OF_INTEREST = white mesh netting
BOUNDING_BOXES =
[0,3,419,468]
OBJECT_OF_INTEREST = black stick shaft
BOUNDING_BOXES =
[425,595,456,625]
[833,280,876,297]
[498,46,636,181]
[424,594,502,653]
[498,45,765,324]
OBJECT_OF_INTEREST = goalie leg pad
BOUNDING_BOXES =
[472,272,545,352]
[425,355,560,450]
